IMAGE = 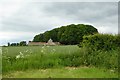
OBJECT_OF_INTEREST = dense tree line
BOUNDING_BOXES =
[8,41,27,46]
[33,24,98,45]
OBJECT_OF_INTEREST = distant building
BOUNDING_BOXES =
[28,39,60,46]
[28,42,46,46]
[47,38,56,45]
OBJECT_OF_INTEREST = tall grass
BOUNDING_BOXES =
[2,45,82,73]
[2,45,118,74]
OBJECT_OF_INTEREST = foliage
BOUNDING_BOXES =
[78,34,119,72]
[33,24,98,45]
[7,42,10,46]
[9,43,19,46]
[8,41,27,46]
[79,47,118,71]
[19,41,27,46]
[79,34,120,51]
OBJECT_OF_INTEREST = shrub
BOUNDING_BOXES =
[78,34,119,71]
[79,34,120,51]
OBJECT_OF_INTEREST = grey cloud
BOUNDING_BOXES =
[2,19,52,33]
[42,2,118,34]
[1,3,55,32]
[43,2,117,23]
[2,2,118,33]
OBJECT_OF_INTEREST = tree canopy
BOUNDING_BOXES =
[8,41,27,46]
[33,24,98,45]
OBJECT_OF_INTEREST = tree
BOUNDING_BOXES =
[10,43,17,46]
[33,24,98,45]
[8,42,10,46]
[16,43,19,46]
[20,41,27,46]
[33,34,41,42]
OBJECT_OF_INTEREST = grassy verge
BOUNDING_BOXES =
[3,67,118,78]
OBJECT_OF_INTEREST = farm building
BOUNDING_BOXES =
[28,38,60,46]
[28,42,46,46]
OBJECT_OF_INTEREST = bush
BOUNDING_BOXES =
[79,34,120,51]
[78,34,119,71]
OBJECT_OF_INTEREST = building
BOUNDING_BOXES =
[28,39,60,46]
[28,42,46,46]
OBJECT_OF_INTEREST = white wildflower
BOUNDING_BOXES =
[20,52,24,58]
[20,52,23,55]
[16,55,20,59]
[16,52,24,59]
[110,70,114,73]
[26,50,28,52]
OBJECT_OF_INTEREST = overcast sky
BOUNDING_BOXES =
[0,0,119,46]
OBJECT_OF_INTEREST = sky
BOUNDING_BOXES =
[0,0,119,46]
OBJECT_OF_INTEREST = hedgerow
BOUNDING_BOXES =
[79,34,120,51]
[78,34,119,71]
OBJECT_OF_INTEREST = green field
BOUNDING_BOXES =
[2,45,118,78]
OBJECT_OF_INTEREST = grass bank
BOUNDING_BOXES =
[3,67,118,78]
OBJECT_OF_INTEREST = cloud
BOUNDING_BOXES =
[0,1,118,45]
[0,31,36,45]
[42,2,118,34]
[43,2,118,27]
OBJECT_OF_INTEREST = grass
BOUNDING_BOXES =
[2,45,80,58]
[3,67,118,78]
[2,45,118,78]
[2,45,81,73]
